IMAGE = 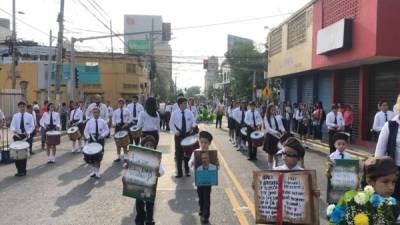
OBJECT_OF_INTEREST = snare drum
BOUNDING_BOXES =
[114,130,130,148]
[129,126,142,139]
[250,131,264,147]
[240,127,247,136]
[67,126,81,141]
[10,141,29,160]
[82,143,103,164]
[181,135,200,158]
[46,131,61,146]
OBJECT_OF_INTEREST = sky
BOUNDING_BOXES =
[0,0,310,90]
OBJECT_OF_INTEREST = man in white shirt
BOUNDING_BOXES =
[214,100,225,129]
[85,94,109,122]
[69,101,84,153]
[326,104,345,153]
[244,101,263,160]
[84,108,110,178]
[169,97,197,178]
[172,93,184,113]
[10,101,35,176]
[372,101,395,142]
[127,95,144,145]
[233,101,247,150]
[112,98,132,162]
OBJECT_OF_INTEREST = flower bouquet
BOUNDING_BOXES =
[326,185,397,225]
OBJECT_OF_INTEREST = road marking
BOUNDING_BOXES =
[225,188,250,225]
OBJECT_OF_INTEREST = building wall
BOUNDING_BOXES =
[376,0,400,57]
[268,6,313,77]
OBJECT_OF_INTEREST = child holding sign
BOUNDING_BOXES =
[189,131,218,224]
[123,136,164,225]
[329,132,352,161]
[274,137,305,171]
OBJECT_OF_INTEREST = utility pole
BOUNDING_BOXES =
[69,38,76,101]
[174,75,177,96]
[149,18,155,97]
[11,0,17,89]
[47,30,53,101]
[252,71,256,101]
[110,20,114,59]
[54,0,65,102]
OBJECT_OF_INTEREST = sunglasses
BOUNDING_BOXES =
[282,151,299,158]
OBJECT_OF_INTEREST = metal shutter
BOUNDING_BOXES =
[337,69,359,139]
[317,74,332,112]
[288,78,298,104]
[301,76,314,105]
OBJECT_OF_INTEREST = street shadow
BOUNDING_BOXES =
[120,204,136,225]
[57,163,89,186]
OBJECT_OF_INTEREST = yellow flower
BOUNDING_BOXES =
[354,213,369,225]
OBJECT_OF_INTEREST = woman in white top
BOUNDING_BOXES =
[137,97,160,147]
[40,103,61,163]
[263,104,286,169]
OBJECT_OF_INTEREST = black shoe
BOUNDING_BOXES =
[186,173,191,177]
[114,158,121,162]
[199,212,203,216]
[14,172,25,177]
[145,222,155,225]
[30,151,35,155]
[247,158,252,161]
[175,175,183,178]
[201,218,210,224]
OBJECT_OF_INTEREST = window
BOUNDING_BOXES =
[322,0,359,27]
[40,55,48,61]
[126,63,137,74]
[287,11,307,49]
[269,28,282,56]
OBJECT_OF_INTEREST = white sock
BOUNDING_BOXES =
[119,154,124,160]
[78,140,83,148]
[72,142,76,150]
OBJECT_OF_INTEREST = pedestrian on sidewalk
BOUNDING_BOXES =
[343,105,355,143]
[292,103,299,133]
[312,103,323,141]
[326,104,345,154]
[189,131,217,224]
[295,103,309,144]
[214,99,225,129]
[372,101,395,142]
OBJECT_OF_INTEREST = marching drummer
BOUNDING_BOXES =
[112,98,132,162]
[244,101,262,161]
[127,95,144,145]
[85,94,109,122]
[10,101,35,176]
[40,102,61,163]
[263,104,286,169]
[69,101,84,153]
[233,100,248,151]
[137,97,160,147]
[84,107,110,179]
[169,97,196,178]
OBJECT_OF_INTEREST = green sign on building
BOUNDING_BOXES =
[128,39,150,54]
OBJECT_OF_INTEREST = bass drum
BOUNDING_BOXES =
[114,130,130,148]
[67,126,81,141]
[181,135,200,158]
[10,141,29,160]
[250,131,264,147]
[82,143,103,164]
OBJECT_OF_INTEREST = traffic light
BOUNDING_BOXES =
[74,67,79,88]
[162,23,171,41]
[203,59,208,70]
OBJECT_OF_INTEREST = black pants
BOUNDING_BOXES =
[135,199,155,225]
[247,127,257,159]
[165,112,171,131]
[175,135,189,176]
[142,131,159,147]
[216,114,223,128]
[13,134,30,174]
[328,130,337,154]
[197,186,212,220]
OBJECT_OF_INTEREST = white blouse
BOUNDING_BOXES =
[375,116,400,166]
[137,111,160,132]
[40,111,61,129]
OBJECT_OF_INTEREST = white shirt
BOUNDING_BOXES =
[172,103,180,113]
[107,106,113,117]
[274,164,304,171]
[329,150,353,161]
[169,109,196,134]
[84,118,110,140]
[294,110,304,120]
[137,111,160,132]
[372,111,395,132]
[375,116,400,166]
[10,112,35,134]
[40,111,61,129]
[29,111,37,126]
[165,104,173,113]
[265,115,285,135]
[326,111,345,131]
[127,102,144,121]
[188,105,198,121]
[85,102,109,122]
[244,110,262,127]
[112,107,133,126]
[69,108,84,123]
[394,104,398,115]
[233,107,247,124]
[228,106,236,118]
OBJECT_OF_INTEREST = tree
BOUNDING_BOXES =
[185,86,201,98]
[225,42,266,100]
[153,68,174,102]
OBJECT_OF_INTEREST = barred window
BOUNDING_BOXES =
[126,63,137,74]
[322,0,359,27]
[287,11,306,49]
[269,28,282,56]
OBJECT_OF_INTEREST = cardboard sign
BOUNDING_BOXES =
[122,145,162,202]
[194,150,219,186]
[327,159,359,203]
[253,170,319,225]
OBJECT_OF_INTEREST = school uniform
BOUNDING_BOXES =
[372,111,395,140]
[28,111,37,153]
[127,102,144,145]
[244,109,262,160]
[172,103,180,114]
[233,107,247,144]
[10,112,35,175]
[40,111,61,134]
[112,107,132,132]
[169,109,196,176]
[84,117,109,151]
[227,106,236,130]
[188,105,198,122]
[69,108,84,152]
[137,111,160,146]
[274,164,304,171]
[263,115,285,155]
[329,150,353,161]
[85,102,109,122]
[326,112,345,153]
[295,110,308,135]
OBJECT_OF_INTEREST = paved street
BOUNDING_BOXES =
[0,122,331,225]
